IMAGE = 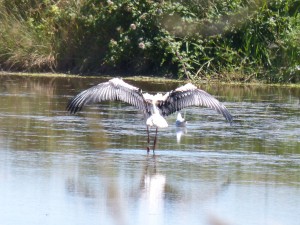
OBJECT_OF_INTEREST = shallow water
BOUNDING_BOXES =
[0,74,299,225]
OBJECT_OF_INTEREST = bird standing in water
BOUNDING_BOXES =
[67,78,233,154]
[175,112,187,127]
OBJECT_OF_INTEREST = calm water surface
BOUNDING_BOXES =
[0,74,299,225]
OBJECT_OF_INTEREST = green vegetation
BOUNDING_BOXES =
[0,0,299,83]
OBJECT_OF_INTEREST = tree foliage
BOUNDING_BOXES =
[0,0,299,82]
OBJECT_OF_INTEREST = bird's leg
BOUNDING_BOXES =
[146,126,150,154]
[152,127,158,154]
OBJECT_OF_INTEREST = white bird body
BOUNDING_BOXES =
[146,110,168,128]
[67,78,233,153]
[175,112,187,127]
[145,96,168,128]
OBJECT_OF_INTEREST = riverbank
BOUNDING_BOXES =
[1,71,300,87]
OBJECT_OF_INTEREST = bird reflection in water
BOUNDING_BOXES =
[63,155,233,225]
[137,156,167,225]
[176,127,187,143]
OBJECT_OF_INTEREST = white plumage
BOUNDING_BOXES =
[175,112,187,127]
[67,78,233,153]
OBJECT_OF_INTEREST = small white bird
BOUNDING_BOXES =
[67,78,233,153]
[175,112,187,127]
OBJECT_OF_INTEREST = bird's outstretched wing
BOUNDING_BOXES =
[158,83,233,122]
[67,78,149,114]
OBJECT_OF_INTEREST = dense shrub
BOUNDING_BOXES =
[0,0,299,82]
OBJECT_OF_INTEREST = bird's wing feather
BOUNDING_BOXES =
[67,78,149,114]
[158,83,233,122]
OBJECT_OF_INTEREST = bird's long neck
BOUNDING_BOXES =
[152,102,159,115]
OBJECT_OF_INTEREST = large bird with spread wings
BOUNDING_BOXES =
[67,78,233,153]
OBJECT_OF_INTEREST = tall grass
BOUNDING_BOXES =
[0,3,56,71]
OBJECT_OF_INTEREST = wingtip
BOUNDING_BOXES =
[66,101,82,114]
[227,115,234,125]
